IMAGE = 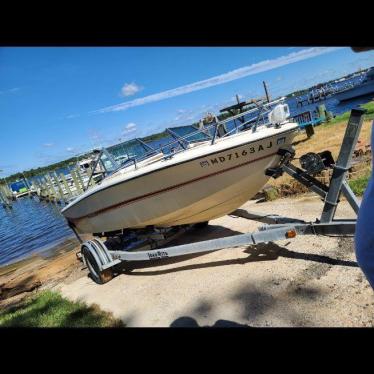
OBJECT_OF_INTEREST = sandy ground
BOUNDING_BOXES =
[50,194,374,327]
[0,238,82,309]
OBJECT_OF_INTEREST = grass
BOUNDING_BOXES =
[349,171,371,196]
[0,290,125,327]
[362,101,374,120]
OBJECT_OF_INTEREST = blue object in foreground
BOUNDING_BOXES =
[355,123,374,289]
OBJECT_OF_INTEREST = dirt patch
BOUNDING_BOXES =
[0,244,84,308]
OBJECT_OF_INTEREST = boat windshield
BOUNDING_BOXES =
[106,138,155,166]
[167,125,212,143]
[99,150,120,174]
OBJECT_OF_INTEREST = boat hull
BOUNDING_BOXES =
[62,125,298,233]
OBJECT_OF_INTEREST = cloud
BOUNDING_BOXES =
[94,47,344,114]
[120,82,143,97]
[66,147,75,152]
[122,122,137,135]
[0,87,21,95]
[66,114,80,119]
[126,122,136,130]
[43,143,54,147]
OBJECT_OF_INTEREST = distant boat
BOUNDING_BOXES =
[334,68,374,102]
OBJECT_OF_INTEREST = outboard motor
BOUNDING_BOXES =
[269,104,290,126]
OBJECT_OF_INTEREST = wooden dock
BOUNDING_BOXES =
[1,163,99,209]
[32,166,98,205]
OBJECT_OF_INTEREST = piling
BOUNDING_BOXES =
[44,174,57,202]
[3,183,14,200]
[0,185,12,208]
[60,173,73,199]
[39,178,50,201]
[318,104,327,122]
[39,177,49,200]
[52,172,65,203]
[38,177,45,200]
[325,110,334,122]
[75,167,85,191]
[33,179,41,197]
[0,190,6,208]
[71,170,83,194]
[40,176,49,201]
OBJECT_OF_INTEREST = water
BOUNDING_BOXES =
[0,197,75,266]
[284,73,374,117]
[286,93,374,118]
[1,91,373,267]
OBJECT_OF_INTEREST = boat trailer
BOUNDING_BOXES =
[74,109,367,284]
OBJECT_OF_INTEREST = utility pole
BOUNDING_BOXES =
[263,81,271,103]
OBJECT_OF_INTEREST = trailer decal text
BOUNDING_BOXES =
[147,250,169,260]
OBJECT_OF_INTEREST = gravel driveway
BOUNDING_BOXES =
[58,194,374,327]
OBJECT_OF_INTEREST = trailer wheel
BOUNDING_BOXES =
[81,245,114,284]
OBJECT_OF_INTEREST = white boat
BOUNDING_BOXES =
[61,99,299,234]
[79,157,105,174]
[334,68,374,102]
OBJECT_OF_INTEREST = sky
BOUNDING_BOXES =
[1,46,373,177]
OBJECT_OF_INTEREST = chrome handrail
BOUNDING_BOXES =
[128,97,284,163]
[90,97,287,180]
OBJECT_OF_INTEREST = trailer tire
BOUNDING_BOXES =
[81,245,114,284]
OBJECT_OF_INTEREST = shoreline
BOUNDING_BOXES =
[0,235,78,273]
[0,237,82,308]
